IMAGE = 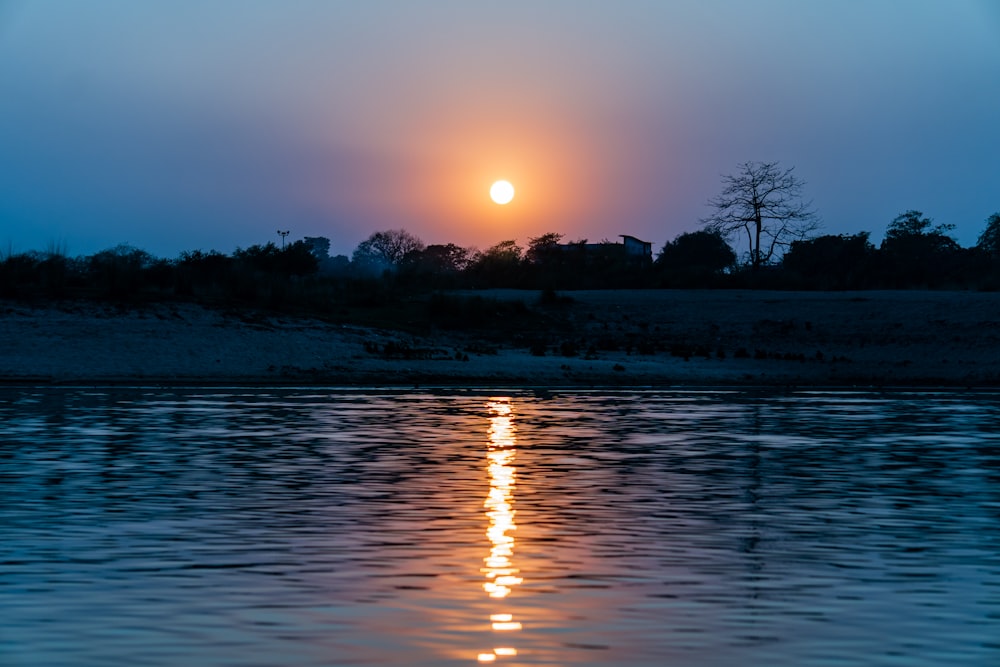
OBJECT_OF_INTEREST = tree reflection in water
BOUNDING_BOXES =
[478,399,521,663]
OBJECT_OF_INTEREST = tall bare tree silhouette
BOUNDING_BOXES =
[702,161,819,270]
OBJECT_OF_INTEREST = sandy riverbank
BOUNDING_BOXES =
[2,290,999,387]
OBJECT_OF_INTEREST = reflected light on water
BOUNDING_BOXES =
[478,399,522,662]
[490,621,523,631]
[4,389,1000,666]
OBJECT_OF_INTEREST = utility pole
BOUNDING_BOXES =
[277,230,290,249]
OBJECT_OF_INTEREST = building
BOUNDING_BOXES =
[556,235,653,263]
[620,235,653,260]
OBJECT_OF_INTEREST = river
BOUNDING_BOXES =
[2,388,998,666]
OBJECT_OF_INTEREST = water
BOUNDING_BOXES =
[2,388,999,666]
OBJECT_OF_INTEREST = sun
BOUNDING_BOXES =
[490,180,515,205]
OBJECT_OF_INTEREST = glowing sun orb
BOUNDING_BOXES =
[490,180,515,205]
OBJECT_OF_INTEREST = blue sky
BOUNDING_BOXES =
[1,1,998,258]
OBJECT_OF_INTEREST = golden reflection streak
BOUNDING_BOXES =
[477,399,522,662]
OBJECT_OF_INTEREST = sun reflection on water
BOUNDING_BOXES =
[477,399,521,662]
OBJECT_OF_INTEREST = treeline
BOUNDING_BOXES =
[2,210,1000,311]
[0,241,332,309]
[778,210,1000,290]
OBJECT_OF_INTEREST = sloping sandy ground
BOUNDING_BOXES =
[2,290,999,387]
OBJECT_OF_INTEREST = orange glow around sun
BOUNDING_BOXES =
[311,85,608,251]
[392,100,602,248]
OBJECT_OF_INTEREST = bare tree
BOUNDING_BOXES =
[701,161,819,270]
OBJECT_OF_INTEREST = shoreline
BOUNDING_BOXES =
[3,381,996,394]
[3,290,1000,388]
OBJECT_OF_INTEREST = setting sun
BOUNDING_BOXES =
[489,180,515,205]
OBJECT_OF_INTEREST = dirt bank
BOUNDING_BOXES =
[2,290,999,387]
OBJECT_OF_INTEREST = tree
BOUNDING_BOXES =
[352,229,425,275]
[303,236,331,261]
[976,212,1000,257]
[525,232,564,265]
[878,211,961,287]
[701,161,819,270]
[407,243,472,274]
[782,233,874,289]
[469,240,524,287]
[233,241,318,276]
[884,210,955,242]
[656,231,735,285]
[87,243,156,298]
[401,243,473,287]
[278,240,321,276]
[176,249,232,294]
[881,210,958,258]
[476,239,522,264]
[525,232,573,286]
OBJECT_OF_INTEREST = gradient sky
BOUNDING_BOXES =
[2,1,998,259]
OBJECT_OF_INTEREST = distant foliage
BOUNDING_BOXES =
[878,211,964,288]
[88,244,155,299]
[0,252,45,298]
[783,233,874,289]
[404,243,472,274]
[525,232,564,265]
[656,231,735,286]
[352,229,425,275]
[977,213,1000,257]
[303,236,331,261]
[233,241,318,276]
[468,240,525,287]
[7,209,1000,312]
[524,232,570,288]
[884,210,955,241]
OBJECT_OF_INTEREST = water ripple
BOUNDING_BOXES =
[1,388,998,666]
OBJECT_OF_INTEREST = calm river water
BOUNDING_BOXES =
[2,388,999,666]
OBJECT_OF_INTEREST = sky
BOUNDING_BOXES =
[1,1,998,259]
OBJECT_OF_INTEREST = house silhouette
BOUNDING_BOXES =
[557,235,653,263]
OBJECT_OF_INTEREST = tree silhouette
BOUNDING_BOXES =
[783,233,874,289]
[879,211,961,287]
[469,240,524,287]
[885,210,955,241]
[407,243,472,274]
[525,232,564,265]
[233,241,318,276]
[702,161,819,270]
[401,243,473,287]
[656,231,735,286]
[976,212,1000,257]
[303,236,331,261]
[352,229,425,275]
[88,243,155,298]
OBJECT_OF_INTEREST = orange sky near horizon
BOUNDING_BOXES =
[421,124,599,248]
[309,82,622,251]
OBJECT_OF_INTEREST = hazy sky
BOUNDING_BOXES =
[2,1,998,258]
